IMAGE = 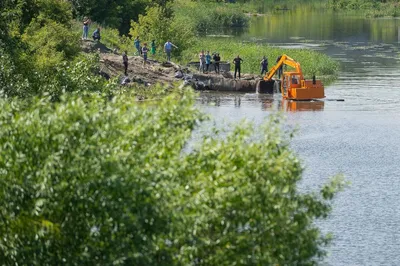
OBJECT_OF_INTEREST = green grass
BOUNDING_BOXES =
[181,38,340,81]
[327,0,400,17]
[173,0,251,32]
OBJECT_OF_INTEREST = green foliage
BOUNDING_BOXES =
[182,38,340,80]
[173,119,346,265]
[0,89,344,265]
[0,52,106,99]
[173,0,250,32]
[327,0,400,17]
[130,5,195,56]
[22,19,80,70]
[69,0,163,34]
[0,50,31,98]
[35,54,106,99]
[36,0,73,25]
[0,90,202,265]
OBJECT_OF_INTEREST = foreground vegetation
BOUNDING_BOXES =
[0,88,345,264]
[0,0,346,264]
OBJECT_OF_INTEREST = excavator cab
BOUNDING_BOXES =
[258,54,325,100]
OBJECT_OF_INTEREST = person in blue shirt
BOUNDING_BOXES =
[134,36,141,55]
[164,40,178,62]
[205,51,212,73]
[92,28,101,41]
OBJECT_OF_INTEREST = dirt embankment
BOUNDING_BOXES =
[81,40,261,92]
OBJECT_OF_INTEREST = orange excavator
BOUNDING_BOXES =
[258,54,325,100]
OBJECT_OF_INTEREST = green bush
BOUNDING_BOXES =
[0,90,202,265]
[0,50,31,98]
[22,19,80,70]
[0,89,344,265]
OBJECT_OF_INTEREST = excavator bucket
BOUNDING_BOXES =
[257,80,275,94]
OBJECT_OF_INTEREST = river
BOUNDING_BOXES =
[196,6,400,266]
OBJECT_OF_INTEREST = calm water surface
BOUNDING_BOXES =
[197,7,400,265]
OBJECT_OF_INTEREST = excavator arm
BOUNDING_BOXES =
[264,54,304,81]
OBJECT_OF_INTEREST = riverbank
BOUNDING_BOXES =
[82,40,262,93]
[328,0,400,17]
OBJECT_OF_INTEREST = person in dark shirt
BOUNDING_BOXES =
[260,56,268,75]
[233,55,243,79]
[213,53,221,74]
[122,51,128,76]
[142,43,149,66]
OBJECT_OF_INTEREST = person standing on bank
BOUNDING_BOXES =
[233,55,243,79]
[260,56,268,75]
[205,51,212,73]
[151,40,156,56]
[164,40,178,62]
[134,36,140,55]
[82,17,90,40]
[199,50,205,73]
[213,53,221,74]
[142,43,149,66]
[122,51,128,76]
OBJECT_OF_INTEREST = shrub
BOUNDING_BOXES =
[0,89,344,265]
[0,90,202,265]
[22,19,80,70]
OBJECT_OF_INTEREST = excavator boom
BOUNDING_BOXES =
[264,54,303,81]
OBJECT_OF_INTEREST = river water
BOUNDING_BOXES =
[196,7,400,266]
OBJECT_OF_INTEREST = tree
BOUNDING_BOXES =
[0,88,344,265]
[130,5,195,56]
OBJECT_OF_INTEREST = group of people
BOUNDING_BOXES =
[198,51,222,74]
[197,53,269,80]
[83,18,275,79]
[134,36,178,63]
[82,17,101,41]
[121,37,179,76]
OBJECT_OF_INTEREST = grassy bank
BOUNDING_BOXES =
[327,0,400,17]
[173,0,250,32]
[182,38,339,81]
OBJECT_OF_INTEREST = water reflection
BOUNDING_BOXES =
[197,93,325,112]
[280,100,325,112]
[247,8,400,44]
